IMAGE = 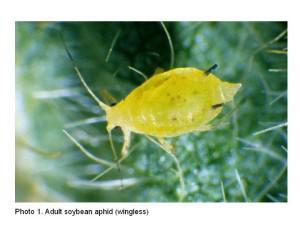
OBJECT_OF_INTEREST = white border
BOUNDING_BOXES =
[1,0,299,224]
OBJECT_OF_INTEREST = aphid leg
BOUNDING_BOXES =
[146,135,186,201]
[63,129,115,167]
[107,127,123,188]
[91,140,142,182]
[204,64,218,75]
[158,138,176,154]
[59,32,110,112]
[121,128,131,157]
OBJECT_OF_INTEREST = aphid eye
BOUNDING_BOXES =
[110,102,117,106]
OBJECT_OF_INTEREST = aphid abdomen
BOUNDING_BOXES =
[117,71,209,137]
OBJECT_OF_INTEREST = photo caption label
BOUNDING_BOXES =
[15,207,149,217]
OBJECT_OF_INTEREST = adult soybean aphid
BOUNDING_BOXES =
[60,31,241,199]
[106,65,241,155]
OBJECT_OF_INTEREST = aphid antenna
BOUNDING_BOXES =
[60,31,123,187]
[204,63,218,75]
[62,129,115,167]
[59,31,110,112]
[145,135,186,201]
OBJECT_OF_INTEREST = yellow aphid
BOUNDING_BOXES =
[74,64,241,157]
[108,67,241,138]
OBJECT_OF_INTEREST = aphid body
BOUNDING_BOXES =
[104,67,241,155]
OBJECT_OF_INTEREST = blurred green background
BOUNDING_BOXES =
[15,22,287,202]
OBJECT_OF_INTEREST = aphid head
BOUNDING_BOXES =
[105,103,131,163]
[105,102,125,132]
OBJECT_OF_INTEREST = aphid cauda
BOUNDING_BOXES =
[60,29,241,199]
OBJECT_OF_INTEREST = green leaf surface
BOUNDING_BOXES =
[16,22,287,202]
